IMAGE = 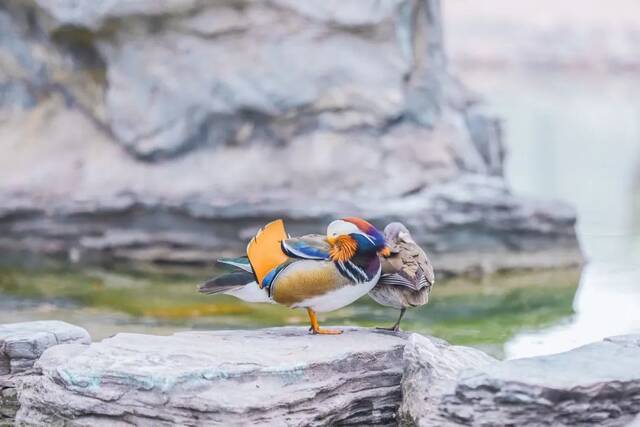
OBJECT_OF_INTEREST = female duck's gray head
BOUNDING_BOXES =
[384,222,411,242]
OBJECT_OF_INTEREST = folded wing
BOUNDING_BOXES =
[281,234,330,260]
[380,237,434,291]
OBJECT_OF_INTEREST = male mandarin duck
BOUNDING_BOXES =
[369,222,435,331]
[200,217,390,334]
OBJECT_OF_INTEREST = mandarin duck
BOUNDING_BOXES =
[368,222,435,331]
[200,217,390,334]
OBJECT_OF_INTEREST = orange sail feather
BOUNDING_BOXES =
[246,219,289,288]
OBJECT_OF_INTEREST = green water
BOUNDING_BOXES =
[0,266,579,358]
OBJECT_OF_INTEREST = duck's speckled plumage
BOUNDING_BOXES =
[368,222,435,331]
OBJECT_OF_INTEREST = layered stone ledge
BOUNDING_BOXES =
[438,335,640,427]
[2,322,638,426]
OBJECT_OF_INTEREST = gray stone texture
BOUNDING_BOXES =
[15,327,493,426]
[0,0,581,273]
[2,322,639,426]
[439,334,640,426]
[0,321,90,424]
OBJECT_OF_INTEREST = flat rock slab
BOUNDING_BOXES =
[442,334,640,426]
[16,327,493,426]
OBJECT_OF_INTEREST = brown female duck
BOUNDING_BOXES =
[368,222,435,331]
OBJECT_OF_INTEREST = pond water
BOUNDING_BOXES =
[1,69,637,360]
[0,266,578,358]
[460,69,640,358]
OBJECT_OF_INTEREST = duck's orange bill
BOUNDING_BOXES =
[379,246,392,257]
[247,219,289,288]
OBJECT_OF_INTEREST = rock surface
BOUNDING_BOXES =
[399,333,495,425]
[15,327,493,426]
[0,175,581,276]
[439,334,640,426]
[0,0,581,273]
[3,322,640,426]
[0,321,90,424]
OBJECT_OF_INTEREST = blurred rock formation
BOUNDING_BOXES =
[0,0,581,274]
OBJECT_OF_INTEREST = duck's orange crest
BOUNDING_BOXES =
[329,235,357,262]
[342,217,374,233]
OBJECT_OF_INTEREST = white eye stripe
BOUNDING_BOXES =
[326,219,379,244]
[326,220,359,236]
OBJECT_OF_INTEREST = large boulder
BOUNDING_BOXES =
[440,334,640,426]
[15,327,494,426]
[0,321,90,424]
[399,333,495,425]
[0,0,581,273]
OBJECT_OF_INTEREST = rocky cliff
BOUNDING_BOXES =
[0,0,581,274]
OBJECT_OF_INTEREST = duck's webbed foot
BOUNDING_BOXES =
[375,308,406,333]
[307,308,343,335]
[376,324,401,332]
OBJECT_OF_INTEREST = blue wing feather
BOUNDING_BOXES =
[281,236,330,260]
[217,256,252,272]
[262,262,290,296]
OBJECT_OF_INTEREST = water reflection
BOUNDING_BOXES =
[0,266,579,359]
[506,264,640,358]
[459,69,640,358]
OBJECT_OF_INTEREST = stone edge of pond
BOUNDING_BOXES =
[0,175,584,277]
[1,322,638,426]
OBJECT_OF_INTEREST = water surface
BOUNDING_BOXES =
[0,265,578,358]
[459,69,640,357]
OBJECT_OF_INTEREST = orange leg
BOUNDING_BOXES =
[307,308,342,335]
